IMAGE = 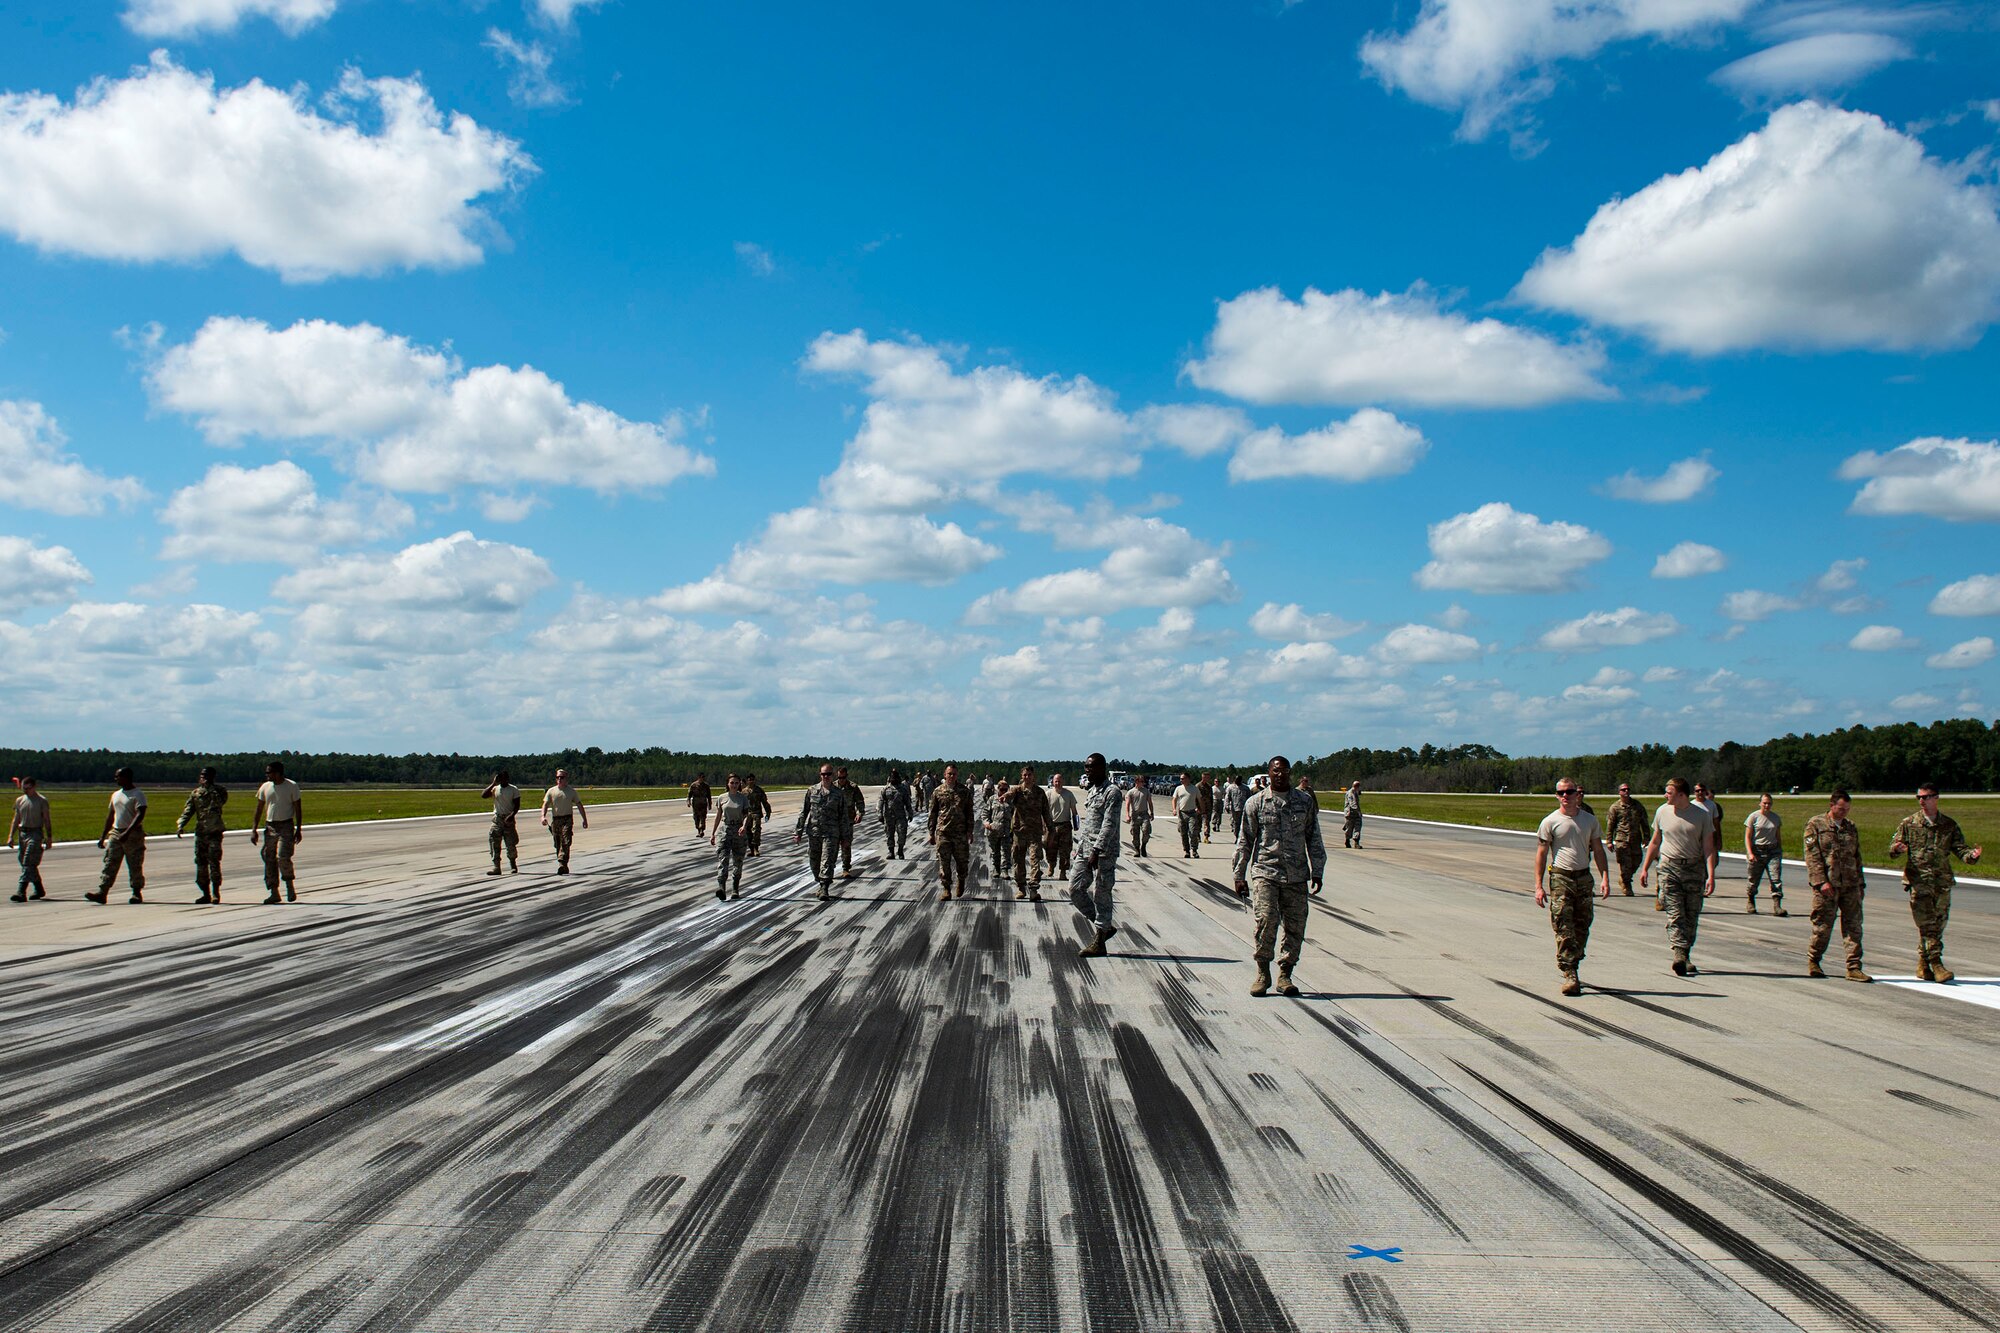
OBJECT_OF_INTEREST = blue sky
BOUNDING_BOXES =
[1,0,1997,762]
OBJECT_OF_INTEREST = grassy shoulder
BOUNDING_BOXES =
[18,786,700,838]
[1316,791,1994,874]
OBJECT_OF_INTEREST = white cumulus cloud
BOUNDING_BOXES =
[1538,606,1680,652]
[1652,541,1727,578]
[0,535,91,611]
[1185,286,1609,408]
[1849,624,1917,651]
[1227,410,1429,484]
[0,400,145,515]
[0,55,532,281]
[159,461,412,563]
[1359,0,1755,141]
[1840,438,2000,521]
[1931,574,2000,617]
[1374,623,1485,665]
[123,0,336,37]
[1602,455,1717,503]
[1518,102,2000,353]
[273,531,554,656]
[1134,403,1251,457]
[1249,602,1363,642]
[1926,637,1995,670]
[1415,502,1611,594]
[1720,589,1802,621]
[806,331,1134,511]
[150,317,715,497]
[967,515,1236,621]
[720,507,1000,589]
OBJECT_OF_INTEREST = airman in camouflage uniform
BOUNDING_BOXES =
[794,764,848,899]
[1803,790,1868,982]
[1125,778,1154,857]
[1070,753,1123,957]
[981,779,1014,886]
[1890,784,1984,983]
[482,770,521,876]
[1046,773,1077,880]
[709,773,753,900]
[1234,755,1327,997]
[744,774,771,856]
[927,763,975,901]
[1004,765,1051,901]
[1604,783,1651,897]
[686,774,712,836]
[878,770,913,860]
[174,766,230,904]
[833,767,862,878]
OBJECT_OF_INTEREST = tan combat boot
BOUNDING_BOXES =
[1933,958,1955,983]
[1653,898,1664,911]
[1250,963,1271,997]
[1275,966,1300,998]
[938,886,951,902]
[1559,972,1582,997]
[1746,896,1758,914]
[1846,966,1873,983]
[1015,889,1028,900]
[1916,957,1935,982]
[1807,957,1826,978]
[1078,929,1108,959]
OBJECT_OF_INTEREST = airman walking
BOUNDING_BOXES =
[1639,777,1716,977]
[1890,783,1984,983]
[482,770,521,876]
[175,766,230,903]
[1234,756,1326,997]
[1604,783,1651,898]
[1535,778,1609,996]
[927,763,975,901]
[7,776,53,903]
[1803,789,1868,981]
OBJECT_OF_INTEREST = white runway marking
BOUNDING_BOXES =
[1874,976,2000,1012]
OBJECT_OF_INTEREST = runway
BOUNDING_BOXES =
[1,795,1996,1331]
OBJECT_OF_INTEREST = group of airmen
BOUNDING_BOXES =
[5,765,607,905]
[680,756,1337,995]
[1534,778,1984,996]
[14,757,1983,1005]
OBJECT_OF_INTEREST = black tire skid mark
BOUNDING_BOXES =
[1289,1003,1757,1305]
[1298,1077,1470,1245]
[1486,977,1810,1110]
[1805,1036,2000,1106]
[1109,1024,1299,1333]
[1453,1063,1890,1333]
[0,877,770,1227]
[1661,1127,2000,1330]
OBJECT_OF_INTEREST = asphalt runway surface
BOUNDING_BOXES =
[2,795,1996,1331]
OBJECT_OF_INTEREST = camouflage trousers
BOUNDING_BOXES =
[1546,867,1596,974]
[1069,854,1116,931]
[1659,857,1705,959]
[1251,878,1310,968]
[690,801,709,836]
[934,836,970,894]
[806,832,837,887]
[1047,823,1073,877]
[1746,849,1783,904]
[1128,817,1151,857]
[883,815,908,859]
[838,830,854,874]
[986,831,1011,879]
[489,815,518,868]
[99,828,145,893]
[191,830,224,894]
[1808,882,1863,970]
[1613,844,1643,892]
[1177,812,1202,856]
[15,830,46,895]
[1227,809,1242,841]
[1012,830,1044,892]
[1342,809,1362,847]
[746,812,763,855]
[549,815,574,868]
[261,820,297,891]
[715,830,745,897]
[1909,883,1952,968]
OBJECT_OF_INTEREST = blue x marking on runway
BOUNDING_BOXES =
[1347,1245,1403,1263]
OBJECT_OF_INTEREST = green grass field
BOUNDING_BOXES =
[15,786,702,839]
[1317,791,1995,874]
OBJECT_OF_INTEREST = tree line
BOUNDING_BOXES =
[6,718,1995,793]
